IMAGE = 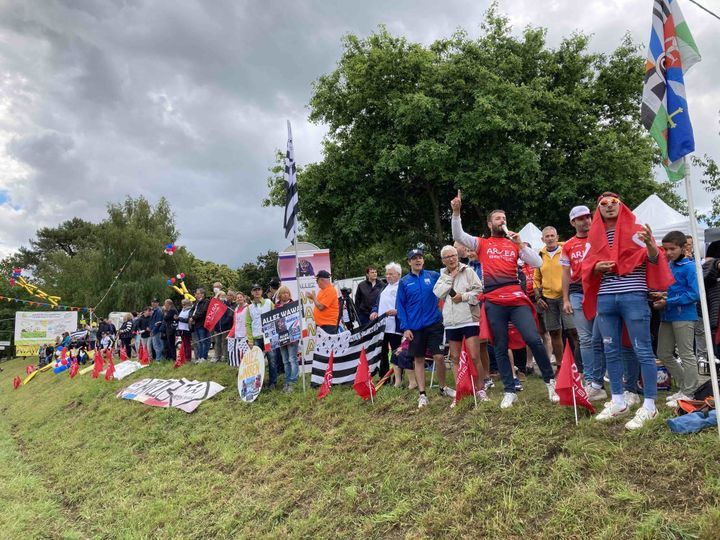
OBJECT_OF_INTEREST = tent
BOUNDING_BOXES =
[518,222,543,250]
[633,193,705,245]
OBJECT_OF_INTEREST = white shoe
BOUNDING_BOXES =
[666,393,693,408]
[625,406,658,430]
[475,389,490,402]
[418,394,429,409]
[500,392,518,409]
[586,386,608,402]
[603,391,641,409]
[665,391,683,402]
[595,402,630,421]
[439,386,456,398]
[546,380,560,403]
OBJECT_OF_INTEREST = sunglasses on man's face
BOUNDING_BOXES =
[599,197,620,207]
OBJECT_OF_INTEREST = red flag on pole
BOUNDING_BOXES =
[91,354,104,379]
[174,341,186,368]
[69,359,79,378]
[119,346,128,361]
[317,351,334,400]
[454,337,478,405]
[555,340,595,415]
[138,343,149,366]
[105,356,115,381]
[353,347,377,401]
[13,376,22,389]
[204,298,229,332]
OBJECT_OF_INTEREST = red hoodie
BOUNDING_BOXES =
[581,203,674,319]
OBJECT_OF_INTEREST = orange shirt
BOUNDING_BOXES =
[314,286,339,327]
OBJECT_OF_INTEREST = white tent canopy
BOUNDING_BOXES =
[518,222,543,250]
[633,193,705,245]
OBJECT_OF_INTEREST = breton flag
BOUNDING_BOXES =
[641,0,701,181]
[283,120,299,242]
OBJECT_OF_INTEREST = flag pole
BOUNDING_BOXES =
[294,235,306,394]
[683,156,720,438]
[571,381,579,426]
[471,375,478,408]
[368,380,374,405]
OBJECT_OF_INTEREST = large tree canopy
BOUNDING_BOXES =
[268,9,680,276]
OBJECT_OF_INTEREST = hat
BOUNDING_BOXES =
[569,205,591,221]
[251,283,263,291]
[407,248,424,259]
[269,278,281,289]
[316,270,331,279]
[151,298,159,303]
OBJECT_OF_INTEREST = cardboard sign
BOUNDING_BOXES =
[261,301,301,351]
[237,346,265,403]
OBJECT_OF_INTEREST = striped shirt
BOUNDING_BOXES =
[598,229,648,295]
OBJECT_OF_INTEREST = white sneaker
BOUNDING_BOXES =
[546,380,560,403]
[439,386,456,398]
[666,393,693,408]
[603,391,641,409]
[586,386,608,402]
[500,392,518,409]
[475,389,490,402]
[595,402,630,421]
[665,391,683,402]
[625,406,658,430]
[418,394,429,409]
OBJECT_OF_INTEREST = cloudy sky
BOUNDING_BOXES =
[0,0,717,267]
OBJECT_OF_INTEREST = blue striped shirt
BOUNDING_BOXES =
[598,229,648,295]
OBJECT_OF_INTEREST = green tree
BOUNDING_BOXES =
[236,251,279,295]
[266,7,680,276]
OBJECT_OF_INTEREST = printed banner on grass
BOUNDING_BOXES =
[310,316,385,386]
[117,378,225,413]
[261,301,301,351]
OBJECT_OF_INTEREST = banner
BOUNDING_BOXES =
[110,360,147,381]
[237,346,265,402]
[261,301,301,351]
[117,378,224,413]
[203,298,229,332]
[310,316,386,386]
[14,311,78,357]
[278,247,331,370]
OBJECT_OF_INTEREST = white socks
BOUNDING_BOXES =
[643,398,656,412]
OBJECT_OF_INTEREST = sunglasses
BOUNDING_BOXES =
[599,197,620,207]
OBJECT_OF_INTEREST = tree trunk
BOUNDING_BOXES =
[423,180,445,249]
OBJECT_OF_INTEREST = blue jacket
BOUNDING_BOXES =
[396,269,442,331]
[150,307,164,335]
[662,257,699,322]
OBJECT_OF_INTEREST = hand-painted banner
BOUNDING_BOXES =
[117,378,224,413]
[261,301,301,351]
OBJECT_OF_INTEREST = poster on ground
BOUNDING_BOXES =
[260,301,301,351]
[117,378,225,413]
[237,346,265,402]
[278,248,331,371]
[14,311,78,357]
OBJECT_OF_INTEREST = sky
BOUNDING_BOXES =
[0,0,717,267]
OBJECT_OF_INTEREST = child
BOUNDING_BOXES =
[392,338,418,389]
[654,230,700,407]
[100,332,113,351]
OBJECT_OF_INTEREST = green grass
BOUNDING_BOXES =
[1,356,720,539]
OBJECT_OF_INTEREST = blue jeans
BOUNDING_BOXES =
[485,301,555,393]
[279,342,299,384]
[591,319,641,394]
[194,327,210,360]
[570,292,598,383]
[596,292,656,399]
[150,333,164,360]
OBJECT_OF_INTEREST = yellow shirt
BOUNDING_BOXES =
[532,243,565,299]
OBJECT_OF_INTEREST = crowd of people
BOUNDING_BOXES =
[35,191,715,430]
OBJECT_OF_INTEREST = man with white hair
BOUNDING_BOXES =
[534,226,578,371]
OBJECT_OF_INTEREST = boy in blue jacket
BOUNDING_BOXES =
[653,231,700,407]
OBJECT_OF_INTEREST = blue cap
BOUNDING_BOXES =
[407,248,424,259]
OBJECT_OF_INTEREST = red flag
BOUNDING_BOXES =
[91,354,104,379]
[25,364,36,374]
[555,340,595,414]
[105,356,116,381]
[317,351,334,400]
[60,348,67,362]
[119,346,128,361]
[353,347,377,401]
[138,343,149,366]
[13,376,21,389]
[204,298,229,332]
[105,348,113,363]
[454,337,478,404]
[174,341,186,368]
[69,359,79,378]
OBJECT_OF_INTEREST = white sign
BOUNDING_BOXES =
[14,311,78,346]
[0,340,10,346]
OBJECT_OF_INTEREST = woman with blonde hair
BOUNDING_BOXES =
[275,285,299,392]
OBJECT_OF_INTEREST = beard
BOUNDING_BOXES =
[491,224,506,236]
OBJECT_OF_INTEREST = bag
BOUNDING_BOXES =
[693,379,715,401]
[676,396,715,416]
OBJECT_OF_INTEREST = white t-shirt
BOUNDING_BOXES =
[377,281,399,334]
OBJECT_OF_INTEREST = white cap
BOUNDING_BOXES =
[569,205,591,221]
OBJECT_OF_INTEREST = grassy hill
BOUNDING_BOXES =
[1,355,720,539]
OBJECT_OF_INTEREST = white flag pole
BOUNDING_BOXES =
[369,379,374,405]
[684,157,720,438]
[571,381,579,426]
[471,374,478,409]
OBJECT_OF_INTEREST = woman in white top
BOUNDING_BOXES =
[176,298,193,362]
[228,292,248,368]
[371,262,416,388]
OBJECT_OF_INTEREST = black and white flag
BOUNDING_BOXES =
[283,120,298,242]
[311,317,386,385]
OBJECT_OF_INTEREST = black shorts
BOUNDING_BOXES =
[408,321,445,358]
[445,325,479,342]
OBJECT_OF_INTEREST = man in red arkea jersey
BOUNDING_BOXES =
[451,195,560,409]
